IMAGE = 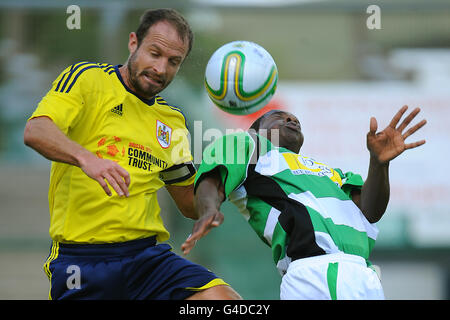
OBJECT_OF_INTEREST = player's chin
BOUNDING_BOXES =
[137,81,163,97]
[282,127,301,140]
[281,130,303,151]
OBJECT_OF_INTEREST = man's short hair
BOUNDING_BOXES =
[136,8,194,57]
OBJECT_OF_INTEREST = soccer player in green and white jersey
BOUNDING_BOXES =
[182,106,426,300]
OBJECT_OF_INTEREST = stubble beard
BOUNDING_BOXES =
[126,52,160,99]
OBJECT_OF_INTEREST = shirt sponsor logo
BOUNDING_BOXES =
[127,142,168,171]
[282,153,342,186]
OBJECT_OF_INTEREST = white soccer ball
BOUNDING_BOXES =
[204,41,278,115]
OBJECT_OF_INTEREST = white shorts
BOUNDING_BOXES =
[280,252,384,300]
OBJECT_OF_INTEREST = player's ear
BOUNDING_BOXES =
[128,32,138,54]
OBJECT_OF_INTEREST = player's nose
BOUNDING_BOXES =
[286,116,299,126]
[152,58,168,76]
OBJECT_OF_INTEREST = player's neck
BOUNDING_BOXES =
[118,65,134,92]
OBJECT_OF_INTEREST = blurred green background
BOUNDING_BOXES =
[0,0,449,299]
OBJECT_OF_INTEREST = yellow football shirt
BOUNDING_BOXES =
[29,62,195,243]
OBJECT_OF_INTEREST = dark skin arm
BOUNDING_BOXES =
[356,105,426,223]
[181,169,225,255]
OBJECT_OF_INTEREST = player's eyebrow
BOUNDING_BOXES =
[149,42,185,61]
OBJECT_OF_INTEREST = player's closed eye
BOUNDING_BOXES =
[169,58,181,67]
[150,51,160,57]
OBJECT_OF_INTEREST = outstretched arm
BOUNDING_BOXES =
[359,105,426,223]
[181,168,225,255]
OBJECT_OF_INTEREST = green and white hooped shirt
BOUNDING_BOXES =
[195,131,378,275]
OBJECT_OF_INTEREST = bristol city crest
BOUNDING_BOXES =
[156,120,172,149]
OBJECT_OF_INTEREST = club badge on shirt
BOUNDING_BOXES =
[156,120,172,149]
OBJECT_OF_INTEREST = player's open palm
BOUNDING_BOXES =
[367,105,427,164]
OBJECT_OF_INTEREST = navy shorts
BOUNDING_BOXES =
[43,237,227,300]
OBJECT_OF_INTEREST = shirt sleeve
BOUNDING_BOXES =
[28,63,88,134]
[194,132,255,198]
[334,168,365,197]
[159,119,196,186]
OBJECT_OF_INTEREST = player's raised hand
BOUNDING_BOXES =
[79,152,130,197]
[181,209,224,255]
[367,105,427,164]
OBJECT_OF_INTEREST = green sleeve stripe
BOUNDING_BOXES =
[195,132,255,197]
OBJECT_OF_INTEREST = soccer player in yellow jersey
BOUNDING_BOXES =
[23,8,241,300]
